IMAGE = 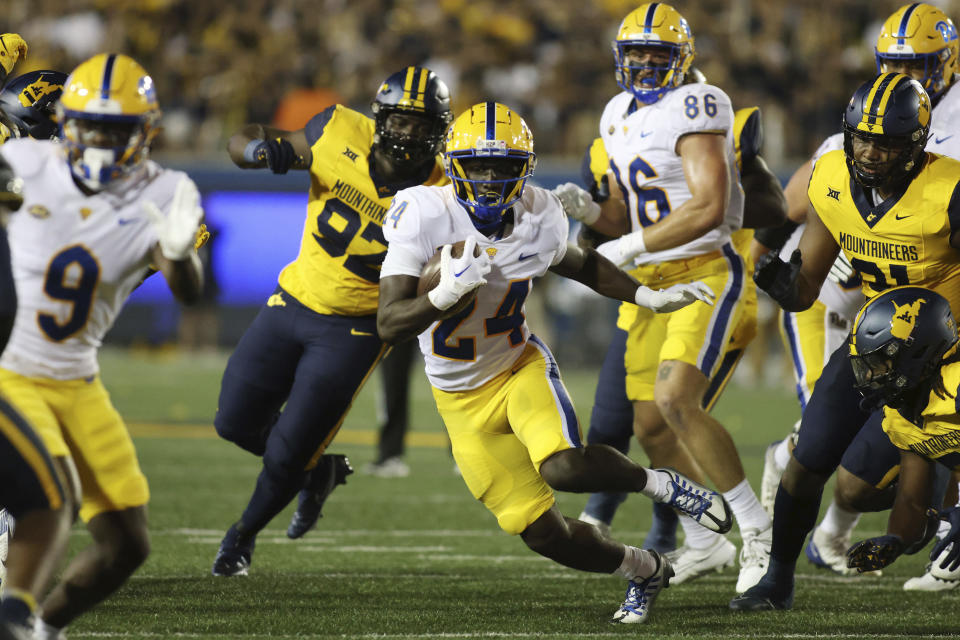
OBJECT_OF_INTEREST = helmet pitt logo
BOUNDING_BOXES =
[890,297,927,341]
[936,20,958,43]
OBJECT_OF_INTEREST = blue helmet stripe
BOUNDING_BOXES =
[101,53,117,101]
[485,101,496,140]
[897,3,920,45]
[644,3,660,33]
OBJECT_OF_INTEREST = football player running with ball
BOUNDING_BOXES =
[211,68,453,576]
[732,72,960,611]
[377,101,727,625]
[553,2,772,594]
[0,54,204,639]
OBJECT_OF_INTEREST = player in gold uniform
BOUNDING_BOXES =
[733,72,960,611]
[211,67,453,576]
[845,287,960,577]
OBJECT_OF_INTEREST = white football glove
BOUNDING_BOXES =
[827,252,855,285]
[635,282,715,313]
[552,182,601,225]
[427,236,492,311]
[144,177,205,261]
[596,230,647,268]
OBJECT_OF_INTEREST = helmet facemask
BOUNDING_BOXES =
[60,114,157,191]
[613,41,687,104]
[842,127,925,191]
[850,341,912,410]
[372,104,451,170]
[446,150,535,231]
[876,50,952,100]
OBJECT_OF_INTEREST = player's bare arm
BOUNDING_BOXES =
[792,205,840,306]
[886,450,937,546]
[740,154,787,229]
[749,156,812,262]
[376,274,441,344]
[640,131,729,253]
[551,243,714,313]
[549,244,640,302]
[150,245,203,305]
[227,124,312,171]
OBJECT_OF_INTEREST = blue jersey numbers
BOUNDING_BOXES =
[610,156,672,228]
[432,280,530,361]
[39,245,100,342]
[313,197,387,283]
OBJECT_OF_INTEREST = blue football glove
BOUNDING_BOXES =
[846,535,905,573]
[754,248,802,309]
[254,137,297,174]
[931,507,960,572]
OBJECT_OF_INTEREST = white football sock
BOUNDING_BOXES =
[723,477,771,532]
[615,544,659,581]
[679,513,723,549]
[773,437,791,470]
[639,468,671,502]
[818,499,860,537]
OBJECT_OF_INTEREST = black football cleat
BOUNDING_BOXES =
[729,578,793,611]
[211,524,255,577]
[286,454,353,539]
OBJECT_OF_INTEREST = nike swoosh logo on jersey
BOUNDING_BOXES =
[117,218,137,225]
[350,328,374,337]
[935,135,954,144]
[640,131,653,138]
[518,252,538,261]
[895,213,912,220]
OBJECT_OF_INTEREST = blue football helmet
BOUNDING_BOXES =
[372,66,452,167]
[842,72,930,191]
[0,70,67,140]
[850,286,957,412]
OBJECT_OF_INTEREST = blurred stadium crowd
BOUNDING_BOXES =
[7,0,951,168]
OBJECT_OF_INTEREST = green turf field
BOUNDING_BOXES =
[54,348,957,638]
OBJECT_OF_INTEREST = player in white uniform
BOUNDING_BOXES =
[378,101,728,625]
[755,2,960,589]
[553,2,771,594]
[0,53,204,639]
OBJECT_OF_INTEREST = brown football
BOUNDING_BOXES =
[418,240,482,318]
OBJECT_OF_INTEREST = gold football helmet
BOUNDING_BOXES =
[612,3,695,105]
[444,102,536,231]
[876,3,959,99]
[57,53,161,191]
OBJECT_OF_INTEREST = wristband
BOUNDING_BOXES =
[243,139,265,163]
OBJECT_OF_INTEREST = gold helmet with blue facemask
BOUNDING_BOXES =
[876,3,959,101]
[613,2,695,105]
[444,102,536,233]
[56,53,160,191]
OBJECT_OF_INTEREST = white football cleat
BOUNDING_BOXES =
[656,468,733,534]
[666,535,736,585]
[611,551,673,624]
[736,526,772,593]
[759,441,784,517]
[903,541,960,591]
[804,526,865,577]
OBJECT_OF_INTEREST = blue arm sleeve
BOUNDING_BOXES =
[304,105,338,147]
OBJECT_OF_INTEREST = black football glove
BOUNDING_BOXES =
[931,507,960,572]
[754,248,802,309]
[255,137,297,174]
[846,534,905,573]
